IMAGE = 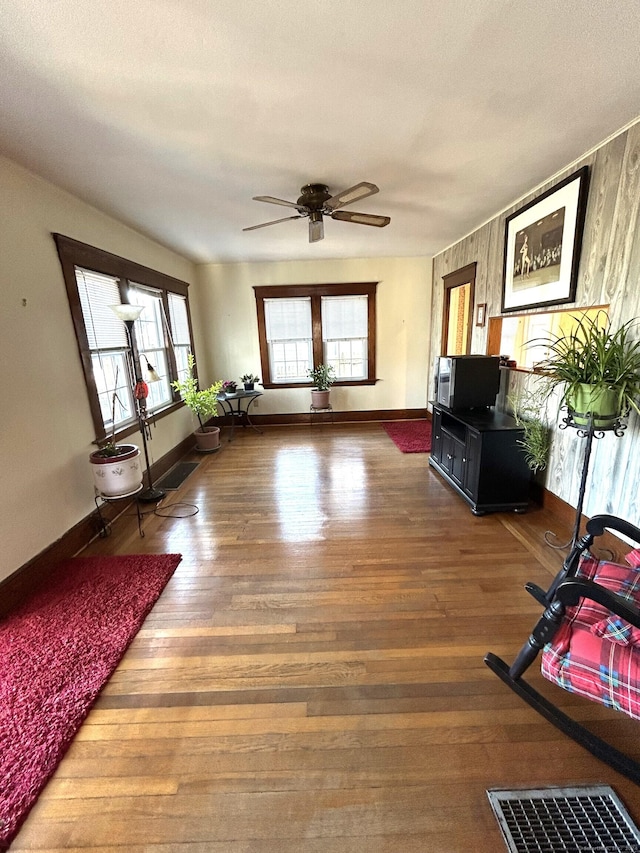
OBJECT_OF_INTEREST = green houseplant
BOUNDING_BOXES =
[307,363,336,409]
[533,311,640,429]
[172,354,224,451]
[509,378,552,473]
[241,373,260,391]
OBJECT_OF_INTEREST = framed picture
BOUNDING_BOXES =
[501,166,589,313]
[475,303,487,327]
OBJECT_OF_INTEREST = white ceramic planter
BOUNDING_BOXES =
[89,444,143,498]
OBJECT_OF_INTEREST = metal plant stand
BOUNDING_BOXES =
[545,409,627,554]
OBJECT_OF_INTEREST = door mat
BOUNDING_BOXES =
[381,419,432,453]
[487,785,640,852]
[156,461,200,490]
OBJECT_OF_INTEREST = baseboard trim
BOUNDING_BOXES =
[241,408,430,427]
[0,433,196,619]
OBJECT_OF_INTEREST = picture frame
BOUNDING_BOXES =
[475,303,487,327]
[501,166,589,313]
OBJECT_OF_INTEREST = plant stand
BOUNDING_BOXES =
[544,410,627,554]
[94,486,145,538]
[310,403,334,426]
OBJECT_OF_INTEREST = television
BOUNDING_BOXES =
[435,355,500,410]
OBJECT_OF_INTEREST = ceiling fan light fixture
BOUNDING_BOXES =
[309,212,324,243]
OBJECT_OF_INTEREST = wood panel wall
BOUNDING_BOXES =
[431,120,640,524]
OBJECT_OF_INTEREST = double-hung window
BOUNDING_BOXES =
[255,283,377,387]
[55,234,195,444]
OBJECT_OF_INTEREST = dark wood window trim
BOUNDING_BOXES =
[441,262,476,356]
[54,233,195,444]
[254,282,378,388]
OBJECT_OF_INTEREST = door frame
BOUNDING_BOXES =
[441,262,476,355]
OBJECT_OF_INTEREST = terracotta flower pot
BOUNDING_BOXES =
[194,426,221,452]
[311,389,331,409]
[89,444,143,498]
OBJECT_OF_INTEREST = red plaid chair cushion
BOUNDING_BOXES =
[541,554,640,720]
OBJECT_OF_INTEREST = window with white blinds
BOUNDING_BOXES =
[321,295,368,380]
[254,283,377,387]
[264,297,312,382]
[56,234,194,444]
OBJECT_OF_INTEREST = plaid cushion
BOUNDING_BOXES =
[541,554,640,720]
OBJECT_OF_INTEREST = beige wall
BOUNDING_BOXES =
[431,119,640,524]
[0,155,197,581]
[194,257,432,416]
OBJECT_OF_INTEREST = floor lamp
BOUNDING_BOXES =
[109,304,166,503]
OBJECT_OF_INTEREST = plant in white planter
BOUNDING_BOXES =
[172,354,224,452]
[308,363,336,409]
[89,383,143,497]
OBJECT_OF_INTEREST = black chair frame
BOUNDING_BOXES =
[485,514,640,784]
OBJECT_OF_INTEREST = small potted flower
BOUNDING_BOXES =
[240,373,260,391]
[222,380,238,395]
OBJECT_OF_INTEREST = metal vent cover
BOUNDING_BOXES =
[487,786,640,852]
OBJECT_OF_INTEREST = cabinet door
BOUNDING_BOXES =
[442,432,465,486]
[463,430,482,500]
[431,408,443,464]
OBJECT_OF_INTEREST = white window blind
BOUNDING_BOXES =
[321,295,368,340]
[76,268,127,350]
[264,297,312,383]
[265,297,312,341]
[168,293,190,345]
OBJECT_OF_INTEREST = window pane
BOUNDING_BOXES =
[269,339,311,382]
[325,338,366,379]
[92,352,134,430]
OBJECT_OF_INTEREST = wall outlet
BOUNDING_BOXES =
[253,398,259,408]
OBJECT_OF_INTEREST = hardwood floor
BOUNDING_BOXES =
[12,423,640,851]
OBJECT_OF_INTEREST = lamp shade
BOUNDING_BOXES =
[109,303,144,322]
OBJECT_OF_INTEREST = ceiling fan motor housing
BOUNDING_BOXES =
[297,184,331,211]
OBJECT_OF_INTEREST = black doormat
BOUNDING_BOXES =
[487,786,640,852]
[156,461,200,491]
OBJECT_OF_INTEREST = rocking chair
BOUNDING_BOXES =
[485,514,640,784]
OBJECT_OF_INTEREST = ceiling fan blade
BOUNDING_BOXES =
[330,210,390,227]
[253,195,303,210]
[309,217,324,243]
[243,215,304,231]
[323,181,379,211]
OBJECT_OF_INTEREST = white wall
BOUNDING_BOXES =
[0,155,197,581]
[194,257,432,415]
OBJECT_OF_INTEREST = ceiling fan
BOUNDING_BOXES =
[243,181,391,243]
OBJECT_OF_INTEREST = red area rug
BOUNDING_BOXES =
[381,419,432,453]
[0,553,181,849]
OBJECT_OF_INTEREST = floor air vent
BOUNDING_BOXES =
[487,786,640,852]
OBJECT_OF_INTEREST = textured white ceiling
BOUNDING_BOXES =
[1,0,639,263]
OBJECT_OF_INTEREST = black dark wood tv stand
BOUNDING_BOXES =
[429,402,530,515]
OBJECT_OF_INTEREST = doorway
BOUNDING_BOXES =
[442,262,476,355]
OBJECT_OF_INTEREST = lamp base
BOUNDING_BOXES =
[137,487,166,504]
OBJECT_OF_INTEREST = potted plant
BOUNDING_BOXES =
[171,354,224,452]
[509,378,552,473]
[533,311,640,429]
[240,373,260,391]
[222,380,238,395]
[307,363,336,409]
[89,383,143,497]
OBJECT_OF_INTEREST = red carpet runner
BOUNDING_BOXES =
[0,553,181,849]
[381,419,432,453]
